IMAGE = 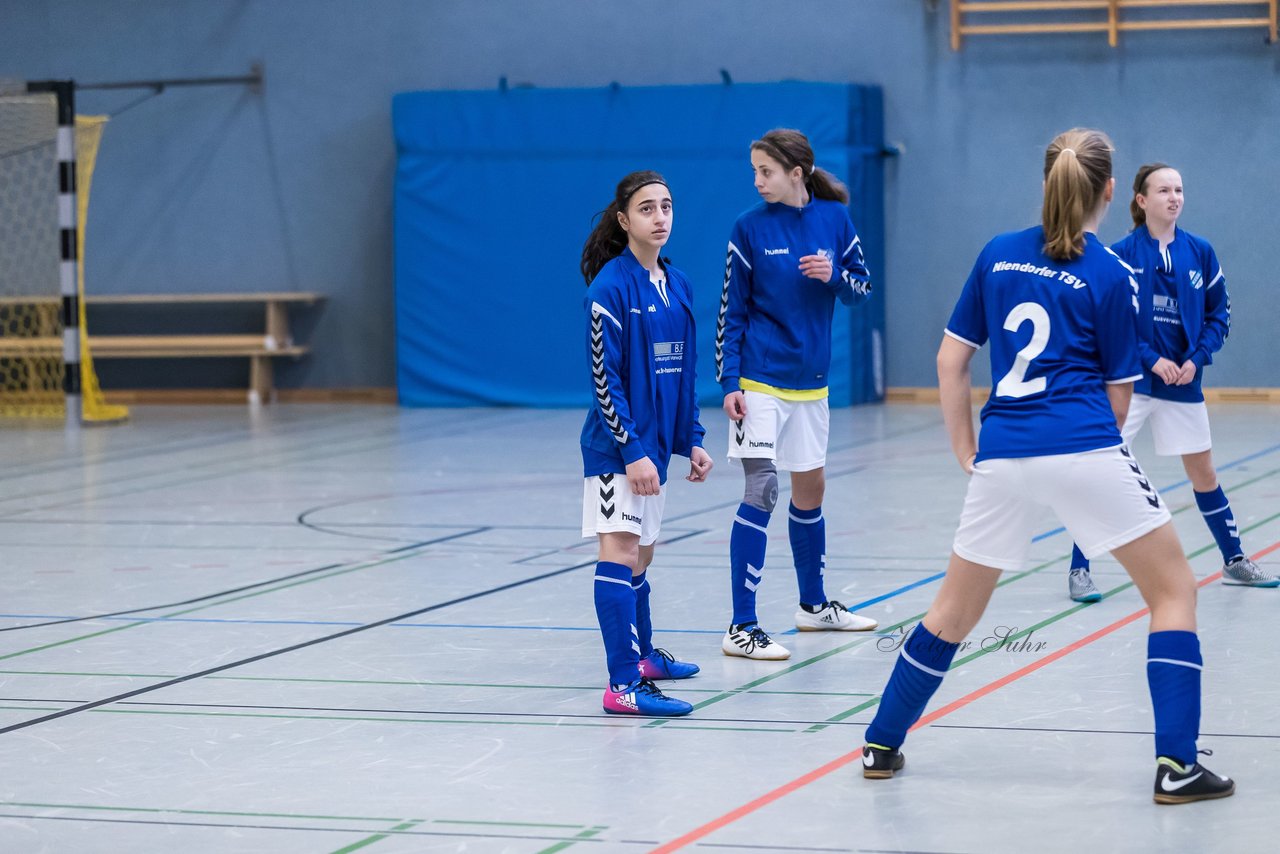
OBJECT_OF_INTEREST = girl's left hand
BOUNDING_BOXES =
[687,447,713,482]
[798,254,833,283]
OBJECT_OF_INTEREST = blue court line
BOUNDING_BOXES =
[772,440,1280,635]
[1028,440,1280,543]
[0,614,725,633]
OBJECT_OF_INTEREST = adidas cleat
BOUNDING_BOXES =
[795,600,878,632]
[1068,568,1103,603]
[638,648,700,680]
[862,743,905,779]
[602,677,693,717]
[722,623,791,660]
[1221,556,1279,588]
[1153,754,1234,804]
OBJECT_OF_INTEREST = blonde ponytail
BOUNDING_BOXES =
[1041,129,1113,261]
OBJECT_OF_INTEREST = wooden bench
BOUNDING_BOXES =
[0,292,324,403]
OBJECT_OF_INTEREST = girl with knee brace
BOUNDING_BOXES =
[715,129,878,660]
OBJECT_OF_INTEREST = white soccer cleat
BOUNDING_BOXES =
[722,623,791,660]
[795,600,878,632]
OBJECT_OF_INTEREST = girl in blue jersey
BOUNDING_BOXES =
[716,129,879,661]
[580,170,714,717]
[861,129,1233,804]
[1066,163,1276,602]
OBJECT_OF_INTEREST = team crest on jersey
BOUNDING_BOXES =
[1189,270,1203,290]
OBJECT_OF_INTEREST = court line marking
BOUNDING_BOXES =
[929,723,1280,740]
[646,539,1280,854]
[806,507,1280,731]
[0,670,876,697]
[0,812,621,846]
[0,408,547,518]
[0,696,881,730]
[0,537,711,733]
[0,528,489,634]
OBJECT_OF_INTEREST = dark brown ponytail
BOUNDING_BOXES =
[580,170,668,284]
[751,128,849,205]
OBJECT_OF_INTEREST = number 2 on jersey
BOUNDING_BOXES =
[994,302,1050,398]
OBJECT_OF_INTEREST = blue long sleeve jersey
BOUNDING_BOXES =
[580,248,705,485]
[1109,225,1230,403]
[715,198,872,395]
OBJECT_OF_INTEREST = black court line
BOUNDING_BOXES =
[0,696,871,728]
[931,723,1280,740]
[0,528,488,634]
[0,813,628,845]
[0,527,711,737]
[0,408,541,520]
[0,555,603,736]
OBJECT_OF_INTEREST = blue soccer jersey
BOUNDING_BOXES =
[945,226,1144,463]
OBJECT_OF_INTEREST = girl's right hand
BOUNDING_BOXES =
[626,457,661,497]
[723,391,747,420]
[1152,357,1181,385]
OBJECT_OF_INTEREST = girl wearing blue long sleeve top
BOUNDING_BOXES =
[715,129,879,660]
[580,171,714,717]
[1066,164,1276,602]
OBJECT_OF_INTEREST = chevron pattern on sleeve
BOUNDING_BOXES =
[715,246,733,382]
[841,267,872,297]
[591,309,629,445]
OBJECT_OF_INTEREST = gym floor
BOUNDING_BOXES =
[0,402,1276,853]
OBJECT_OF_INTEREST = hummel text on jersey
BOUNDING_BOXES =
[764,247,790,256]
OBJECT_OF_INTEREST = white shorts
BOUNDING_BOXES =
[952,445,1172,571]
[581,473,666,546]
[726,390,828,472]
[1123,394,1212,456]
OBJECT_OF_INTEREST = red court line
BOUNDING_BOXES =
[649,540,1280,854]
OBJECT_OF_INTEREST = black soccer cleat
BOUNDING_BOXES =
[862,743,905,779]
[1153,754,1235,804]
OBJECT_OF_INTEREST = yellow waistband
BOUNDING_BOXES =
[740,378,829,401]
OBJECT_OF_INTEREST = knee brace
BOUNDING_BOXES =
[742,458,779,513]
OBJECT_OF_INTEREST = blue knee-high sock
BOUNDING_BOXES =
[1195,487,1244,564]
[632,570,653,658]
[865,624,960,749]
[594,561,639,687]
[730,503,770,627]
[1070,543,1090,572]
[1147,630,1201,766]
[789,502,827,607]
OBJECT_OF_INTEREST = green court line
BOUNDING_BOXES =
[68,706,793,733]
[0,670,877,697]
[0,545,443,663]
[535,824,609,854]
[4,802,595,830]
[328,819,424,854]
[803,506,1280,733]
